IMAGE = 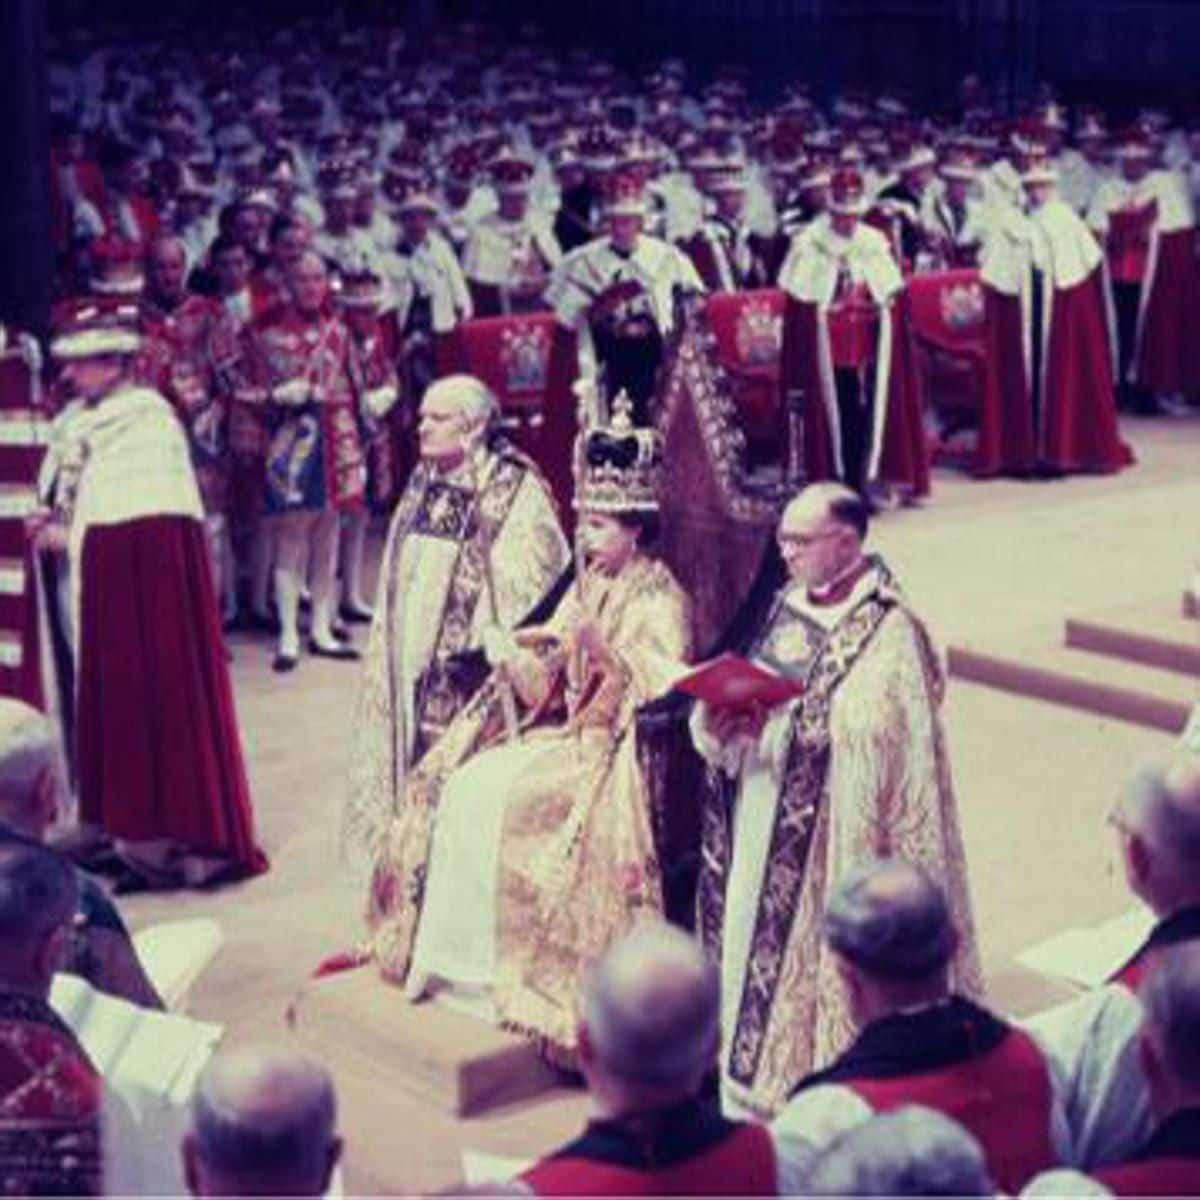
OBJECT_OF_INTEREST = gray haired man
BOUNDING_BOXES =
[515,920,801,1196]
[773,858,1069,1193]
[183,1043,342,1197]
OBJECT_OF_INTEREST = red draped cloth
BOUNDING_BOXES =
[979,272,1132,476]
[1136,227,1200,396]
[977,287,1036,476]
[781,295,930,495]
[1044,274,1132,472]
[878,292,931,497]
[77,515,267,878]
[0,992,103,1196]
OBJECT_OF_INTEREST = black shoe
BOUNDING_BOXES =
[273,652,299,673]
[339,603,374,625]
[331,621,351,643]
[309,640,361,661]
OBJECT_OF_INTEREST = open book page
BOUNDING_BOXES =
[50,973,223,1110]
[132,917,224,1011]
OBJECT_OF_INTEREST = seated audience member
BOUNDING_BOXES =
[1030,756,1200,1167]
[183,1043,342,1197]
[1090,944,1200,1194]
[804,1106,995,1196]
[774,858,1068,1193]
[0,698,162,1008]
[513,921,799,1196]
[0,842,104,1195]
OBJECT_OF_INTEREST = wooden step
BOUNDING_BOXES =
[1064,610,1200,678]
[290,966,558,1118]
[947,641,1194,734]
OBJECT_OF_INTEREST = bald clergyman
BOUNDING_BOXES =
[690,482,982,1118]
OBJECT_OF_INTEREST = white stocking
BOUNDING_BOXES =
[308,509,341,647]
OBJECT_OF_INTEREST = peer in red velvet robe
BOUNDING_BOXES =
[45,300,267,890]
[1087,135,1199,413]
[779,169,929,504]
[978,168,1132,477]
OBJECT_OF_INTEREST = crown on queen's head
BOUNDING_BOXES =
[574,391,662,514]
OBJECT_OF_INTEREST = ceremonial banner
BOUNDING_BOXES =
[906,268,987,450]
[449,314,578,525]
[705,289,785,453]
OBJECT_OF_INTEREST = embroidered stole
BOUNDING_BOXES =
[385,457,528,760]
[697,587,894,1089]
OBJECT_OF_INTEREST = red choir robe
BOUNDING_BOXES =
[67,384,267,883]
[1092,1109,1200,1196]
[779,216,930,497]
[784,996,1063,1194]
[0,991,103,1195]
[978,199,1132,476]
[520,1098,777,1197]
[1089,171,1200,396]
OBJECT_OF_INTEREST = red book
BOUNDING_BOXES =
[674,652,805,709]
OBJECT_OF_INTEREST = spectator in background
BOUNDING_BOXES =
[0,697,161,1008]
[183,1044,342,1197]
[803,1106,994,1196]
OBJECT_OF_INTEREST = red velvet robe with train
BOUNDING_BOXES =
[779,217,930,497]
[978,198,1132,476]
[62,384,267,883]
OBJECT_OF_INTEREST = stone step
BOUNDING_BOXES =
[948,641,1194,734]
[290,966,558,1118]
[1064,608,1200,678]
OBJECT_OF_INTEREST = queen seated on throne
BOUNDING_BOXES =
[365,394,692,1056]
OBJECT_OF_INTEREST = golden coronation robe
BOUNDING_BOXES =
[366,552,691,1054]
[693,555,982,1118]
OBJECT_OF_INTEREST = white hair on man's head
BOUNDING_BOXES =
[1121,757,1200,881]
[0,699,57,812]
[581,919,719,1092]
[425,373,500,427]
[1021,1167,1114,1196]
[805,1107,993,1196]
[191,1043,338,1192]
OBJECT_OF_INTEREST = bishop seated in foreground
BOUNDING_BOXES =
[365,396,691,1056]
